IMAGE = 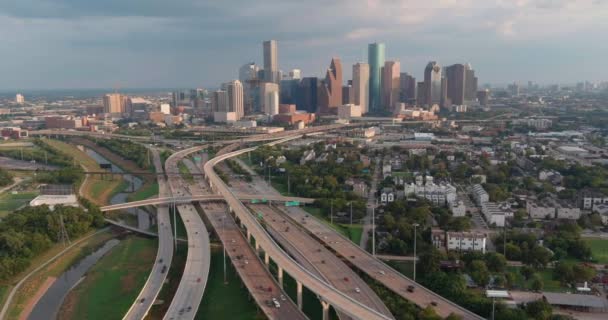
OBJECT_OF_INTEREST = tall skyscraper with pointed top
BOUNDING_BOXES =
[368,42,385,114]
[318,57,343,114]
[263,40,279,83]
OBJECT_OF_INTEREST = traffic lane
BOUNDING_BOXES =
[252,204,393,319]
[202,203,305,320]
[284,206,483,320]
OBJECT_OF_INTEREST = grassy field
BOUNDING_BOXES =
[0,285,8,312]
[195,248,261,320]
[148,243,187,319]
[0,191,38,217]
[42,139,123,205]
[584,238,608,264]
[387,260,415,278]
[506,267,569,292]
[302,207,362,243]
[128,182,159,201]
[58,236,157,320]
[5,230,114,319]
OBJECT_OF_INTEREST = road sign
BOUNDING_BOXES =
[285,201,300,207]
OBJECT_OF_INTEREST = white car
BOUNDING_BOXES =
[355,287,361,293]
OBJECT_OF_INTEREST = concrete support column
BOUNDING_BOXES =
[278,267,284,289]
[255,241,260,252]
[297,281,303,310]
[321,301,330,320]
[264,252,270,267]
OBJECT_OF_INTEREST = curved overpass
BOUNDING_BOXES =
[163,147,211,320]
[204,138,392,320]
[99,194,314,212]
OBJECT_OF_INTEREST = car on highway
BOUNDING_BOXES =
[272,298,281,308]
[355,287,361,293]
[407,285,415,292]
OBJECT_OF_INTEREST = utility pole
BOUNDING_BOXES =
[223,212,227,284]
[503,225,507,257]
[372,206,376,257]
[330,200,333,225]
[173,201,177,250]
[413,223,419,282]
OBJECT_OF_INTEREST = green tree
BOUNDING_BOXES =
[470,260,490,287]
[525,299,552,320]
[521,265,536,281]
[530,273,544,292]
[485,252,507,273]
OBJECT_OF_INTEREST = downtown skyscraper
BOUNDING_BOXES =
[318,57,343,114]
[381,60,400,112]
[352,63,370,114]
[263,40,279,83]
[423,61,442,108]
[368,42,385,114]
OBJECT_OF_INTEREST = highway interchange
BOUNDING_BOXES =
[48,124,484,320]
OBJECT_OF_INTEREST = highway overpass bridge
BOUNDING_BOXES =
[203,134,484,320]
[100,194,315,212]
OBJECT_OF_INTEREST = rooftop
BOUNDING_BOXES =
[543,292,606,309]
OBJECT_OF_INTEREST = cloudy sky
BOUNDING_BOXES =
[1,0,607,89]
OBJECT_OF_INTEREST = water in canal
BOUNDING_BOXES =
[27,239,121,320]
[83,148,151,230]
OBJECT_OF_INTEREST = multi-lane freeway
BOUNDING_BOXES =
[281,204,484,319]
[249,203,394,320]
[163,147,211,320]
[122,148,174,320]
[204,138,394,320]
[202,202,307,319]
[207,135,484,320]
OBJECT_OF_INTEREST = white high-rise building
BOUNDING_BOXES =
[265,91,279,116]
[160,103,171,115]
[224,80,244,119]
[260,83,279,115]
[15,94,25,104]
[352,63,370,114]
[289,69,302,80]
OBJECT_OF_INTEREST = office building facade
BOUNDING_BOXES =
[400,72,416,105]
[352,63,370,114]
[423,61,442,108]
[263,40,279,83]
[368,43,385,113]
[381,60,400,112]
[318,57,343,114]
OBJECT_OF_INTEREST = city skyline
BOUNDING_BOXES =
[1,0,608,89]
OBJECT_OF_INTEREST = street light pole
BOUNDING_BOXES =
[330,200,333,225]
[372,206,376,257]
[413,223,419,282]
[223,211,227,284]
[350,202,353,226]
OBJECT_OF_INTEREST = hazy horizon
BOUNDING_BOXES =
[2,0,607,90]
